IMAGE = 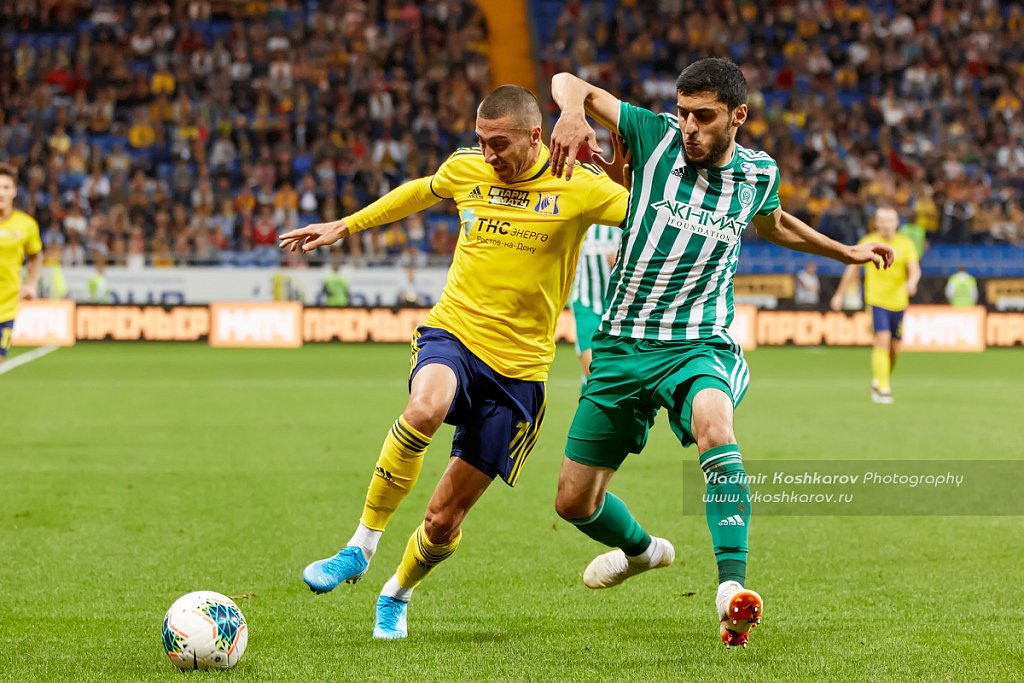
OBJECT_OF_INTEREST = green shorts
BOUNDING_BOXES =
[572,301,603,355]
[566,329,750,469]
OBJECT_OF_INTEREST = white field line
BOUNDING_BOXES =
[0,345,59,375]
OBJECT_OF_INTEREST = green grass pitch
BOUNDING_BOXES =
[2,343,1022,681]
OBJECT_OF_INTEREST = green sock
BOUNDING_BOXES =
[701,444,749,584]
[569,492,651,556]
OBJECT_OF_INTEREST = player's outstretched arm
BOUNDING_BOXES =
[279,176,442,253]
[279,219,351,253]
[550,73,621,180]
[753,208,894,268]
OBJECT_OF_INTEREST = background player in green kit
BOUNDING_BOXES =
[570,223,622,379]
[549,59,893,648]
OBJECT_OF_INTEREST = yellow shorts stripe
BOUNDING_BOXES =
[508,397,547,486]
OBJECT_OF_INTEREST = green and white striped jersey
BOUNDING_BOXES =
[602,102,781,343]
[570,224,623,315]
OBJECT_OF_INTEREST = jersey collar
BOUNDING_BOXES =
[505,145,551,185]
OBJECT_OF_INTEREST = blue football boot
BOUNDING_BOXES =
[373,595,409,639]
[302,546,369,593]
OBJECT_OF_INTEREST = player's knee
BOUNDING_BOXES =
[402,395,447,435]
[554,481,599,521]
[423,507,461,545]
[696,424,736,452]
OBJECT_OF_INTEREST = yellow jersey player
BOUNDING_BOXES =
[831,206,920,403]
[0,163,43,365]
[278,85,627,639]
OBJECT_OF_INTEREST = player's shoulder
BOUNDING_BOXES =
[619,102,678,145]
[3,210,39,235]
[441,146,485,168]
[448,146,484,158]
[736,144,778,170]
[11,209,39,227]
[859,231,879,245]
[569,160,607,179]
[735,145,779,197]
[565,162,628,203]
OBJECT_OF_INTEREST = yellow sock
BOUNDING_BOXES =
[360,417,431,531]
[395,523,462,590]
[871,347,891,392]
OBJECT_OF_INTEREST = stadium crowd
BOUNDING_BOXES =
[1,0,1022,269]
[537,0,1024,249]
[0,0,487,267]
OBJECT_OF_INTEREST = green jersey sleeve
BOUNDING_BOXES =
[617,101,672,168]
[756,164,781,215]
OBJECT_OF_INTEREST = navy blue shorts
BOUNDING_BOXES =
[409,326,546,487]
[870,306,905,340]
[0,320,13,359]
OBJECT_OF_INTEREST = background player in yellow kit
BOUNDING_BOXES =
[0,163,43,365]
[831,206,920,403]
[279,86,627,639]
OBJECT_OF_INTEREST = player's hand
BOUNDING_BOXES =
[19,284,36,300]
[592,134,632,190]
[279,220,350,253]
[829,293,843,312]
[845,242,893,269]
[550,112,602,181]
[907,282,918,297]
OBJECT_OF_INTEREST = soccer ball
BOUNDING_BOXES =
[161,591,248,670]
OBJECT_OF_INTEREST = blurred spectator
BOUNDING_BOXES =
[88,257,111,303]
[322,265,350,307]
[899,219,927,261]
[5,0,1020,272]
[384,222,409,259]
[63,230,86,266]
[397,265,426,307]
[538,0,1024,248]
[1,0,487,266]
[794,262,821,308]
[945,266,979,307]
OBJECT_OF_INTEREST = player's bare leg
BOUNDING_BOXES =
[556,458,675,589]
[374,457,492,639]
[303,364,457,593]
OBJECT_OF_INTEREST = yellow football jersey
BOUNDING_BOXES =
[426,146,627,381]
[859,231,918,311]
[0,210,42,321]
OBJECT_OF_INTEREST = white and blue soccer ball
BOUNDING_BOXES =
[162,591,248,670]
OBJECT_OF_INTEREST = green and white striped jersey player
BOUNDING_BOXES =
[547,58,894,650]
[570,223,622,372]
[602,115,774,346]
